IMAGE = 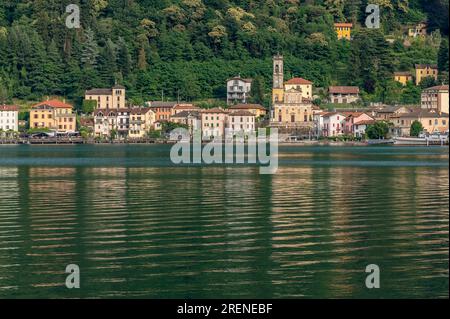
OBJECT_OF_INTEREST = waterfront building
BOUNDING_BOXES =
[421,85,449,114]
[391,109,449,136]
[116,109,131,138]
[226,110,256,137]
[172,104,199,115]
[352,120,376,138]
[30,99,76,133]
[0,105,19,132]
[373,105,412,121]
[343,112,375,137]
[321,112,347,137]
[93,109,118,138]
[328,86,360,104]
[394,72,414,86]
[85,85,126,110]
[201,108,227,140]
[129,108,156,138]
[147,101,178,121]
[227,104,267,118]
[147,101,196,121]
[170,111,201,136]
[415,64,438,85]
[270,55,314,130]
[334,23,353,40]
[227,76,253,105]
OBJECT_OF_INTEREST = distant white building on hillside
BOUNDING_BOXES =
[227,76,253,105]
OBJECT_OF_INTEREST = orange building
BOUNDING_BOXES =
[30,99,76,133]
[334,23,353,40]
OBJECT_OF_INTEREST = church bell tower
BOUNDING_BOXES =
[272,54,284,104]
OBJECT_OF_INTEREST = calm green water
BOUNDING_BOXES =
[0,145,448,299]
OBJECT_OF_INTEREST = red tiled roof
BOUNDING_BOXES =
[285,77,313,85]
[329,86,360,94]
[33,99,73,109]
[0,105,19,111]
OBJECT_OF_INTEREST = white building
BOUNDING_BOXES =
[94,109,118,138]
[226,110,256,137]
[0,105,19,132]
[227,76,253,105]
[321,112,346,137]
[117,109,131,138]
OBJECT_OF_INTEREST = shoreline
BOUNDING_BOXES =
[1,140,448,147]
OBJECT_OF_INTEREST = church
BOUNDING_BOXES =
[270,54,314,130]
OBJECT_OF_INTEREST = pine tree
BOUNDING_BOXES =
[97,39,117,86]
[43,40,64,95]
[117,37,132,77]
[81,28,99,68]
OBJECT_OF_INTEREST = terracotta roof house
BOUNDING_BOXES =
[328,86,360,104]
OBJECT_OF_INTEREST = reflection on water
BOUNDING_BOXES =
[0,145,448,298]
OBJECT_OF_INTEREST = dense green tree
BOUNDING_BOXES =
[366,121,390,139]
[410,120,424,137]
[0,0,444,107]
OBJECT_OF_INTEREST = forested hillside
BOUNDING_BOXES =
[0,0,448,108]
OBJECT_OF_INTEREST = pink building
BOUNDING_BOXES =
[344,112,375,136]
[201,108,227,140]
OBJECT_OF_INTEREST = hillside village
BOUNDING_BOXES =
[0,17,449,143]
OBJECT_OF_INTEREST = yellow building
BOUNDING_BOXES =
[334,23,353,40]
[392,109,449,136]
[270,54,314,128]
[85,85,126,110]
[30,99,76,133]
[273,89,313,125]
[284,78,313,100]
[394,72,413,85]
[415,64,438,86]
[129,108,156,138]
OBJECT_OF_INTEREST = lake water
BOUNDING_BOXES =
[0,145,448,299]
